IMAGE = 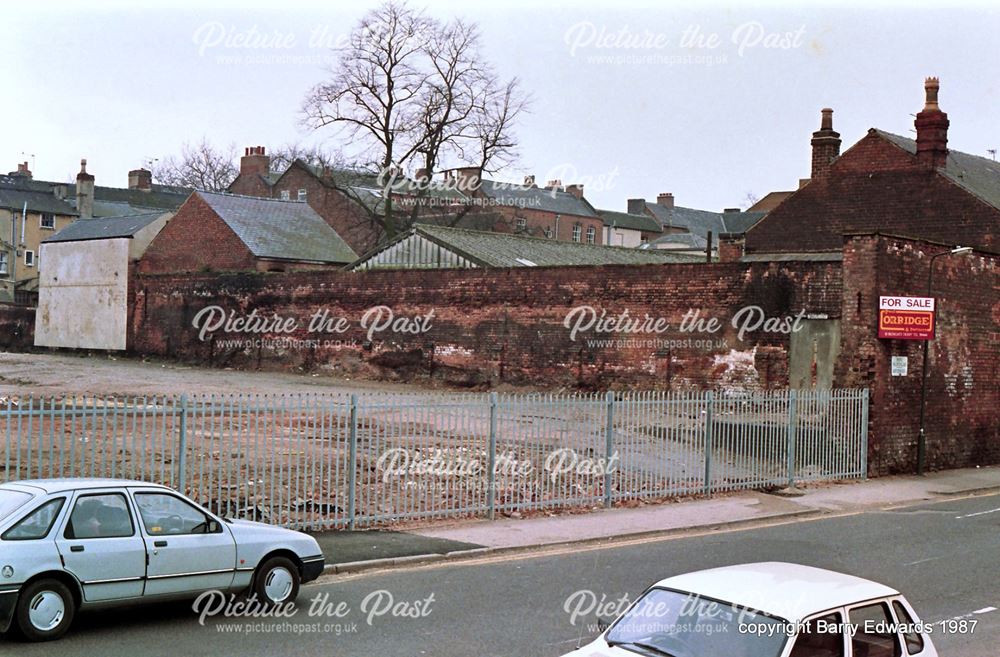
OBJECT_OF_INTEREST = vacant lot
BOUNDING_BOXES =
[0,351,430,397]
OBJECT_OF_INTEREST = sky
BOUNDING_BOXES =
[3,0,1000,212]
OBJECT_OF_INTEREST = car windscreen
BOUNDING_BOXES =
[0,490,33,522]
[605,587,789,657]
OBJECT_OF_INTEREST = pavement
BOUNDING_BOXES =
[314,465,1000,573]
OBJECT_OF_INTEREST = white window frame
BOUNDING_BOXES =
[586,226,596,244]
[516,217,527,231]
[40,213,55,230]
[24,250,34,267]
[0,251,7,275]
[297,189,307,201]
[279,190,290,200]
[572,224,582,243]
[544,227,553,239]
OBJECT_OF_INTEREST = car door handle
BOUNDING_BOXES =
[154,540,168,548]
[70,545,85,552]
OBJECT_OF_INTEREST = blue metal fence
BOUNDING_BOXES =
[0,388,868,530]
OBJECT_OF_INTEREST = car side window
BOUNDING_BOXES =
[2,498,65,541]
[790,612,845,657]
[134,493,212,535]
[891,601,925,655]
[849,602,903,657]
[64,493,135,539]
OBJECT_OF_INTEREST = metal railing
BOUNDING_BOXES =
[0,388,868,530]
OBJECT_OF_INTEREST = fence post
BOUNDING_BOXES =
[604,391,615,508]
[347,394,358,530]
[860,389,870,479]
[176,395,188,492]
[488,392,498,520]
[786,389,798,489]
[703,391,714,495]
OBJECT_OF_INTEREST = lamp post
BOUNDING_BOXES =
[916,246,973,475]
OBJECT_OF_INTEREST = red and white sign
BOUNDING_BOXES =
[878,296,935,340]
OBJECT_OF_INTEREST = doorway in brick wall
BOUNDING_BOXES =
[788,319,841,389]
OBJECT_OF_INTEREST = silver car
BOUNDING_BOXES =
[0,478,325,641]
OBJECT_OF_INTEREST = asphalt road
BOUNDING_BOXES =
[7,493,1000,657]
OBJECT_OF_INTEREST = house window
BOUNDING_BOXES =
[297,189,307,201]
[572,224,582,242]
[24,250,34,267]
[516,217,527,232]
[279,190,290,200]
[40,213,55,229]
[586,226,596,244]
[0,252,7,275]
[544,227,553,239]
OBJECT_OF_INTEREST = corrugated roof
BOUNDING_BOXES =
[197,191,357,263]
[597,209,662,232]
[647,232,709,249]
[353,223,705,269]
[44,212,167,242]
[478,180,597,217]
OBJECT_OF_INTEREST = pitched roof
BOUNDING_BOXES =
[478,180,598,217]
[0,178,79,216]
[91,185,190,211]
[875,129,1000,212]
[43,212,168,243]
[597,209,662,232]
[647,232,709,250]
[196,191,357,263]
[644,202,765,239]
[351,223,704,270]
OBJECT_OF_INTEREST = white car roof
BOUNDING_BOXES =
[2,478,171,494]
[655,562,899,622]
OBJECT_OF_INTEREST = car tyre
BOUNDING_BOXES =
[15,579,75,642]
[252,556,300,607]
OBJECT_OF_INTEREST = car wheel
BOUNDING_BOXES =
[253,556,300,606]
[15,579,75,642]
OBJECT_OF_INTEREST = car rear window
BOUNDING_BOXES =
[0,490,32,521]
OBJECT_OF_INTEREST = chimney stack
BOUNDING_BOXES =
[565,183,584,199]
[240,145,270,179]
[810,108,841,180]
[627,198,647,215]
[128,168,152,190]
[10,162,32,179]
[76,158,95,219]
[915,77,949,168]
[545,179,563,190]
[523,175,536,188]
[656,192,674,208]
[452,167,481,193]
[414,168,430,183]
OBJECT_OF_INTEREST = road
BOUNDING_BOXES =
[8,493,1000,656]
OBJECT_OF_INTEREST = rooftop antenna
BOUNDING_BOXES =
[143,157,159,170]
[988,149,997,161]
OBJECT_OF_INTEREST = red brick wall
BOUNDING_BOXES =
[137,194,258,274]
[227,171,272,197]
[836,234,1000,474]
[494,207,605,245]
[746,132,1000,253]
[0,303,35,350]
[130,260,842,390]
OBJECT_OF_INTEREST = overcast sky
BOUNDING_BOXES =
[4,0,999,212]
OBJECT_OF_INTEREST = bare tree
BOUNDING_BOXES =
[152,138,239,191]
[302,1,530,238]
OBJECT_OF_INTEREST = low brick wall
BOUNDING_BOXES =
[0,304,35,351]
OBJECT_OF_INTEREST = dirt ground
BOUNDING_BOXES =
[0,351,442,397]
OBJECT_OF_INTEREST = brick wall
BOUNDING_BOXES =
[837,233,1000,474]
[130,260,843,390]
[137,194,258,274]
[0,303,35,350]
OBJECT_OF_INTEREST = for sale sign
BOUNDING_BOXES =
[878,296,935,340]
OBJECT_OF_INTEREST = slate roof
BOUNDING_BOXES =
[647,232,709,250]
[478,180,597,217]
[352,223,704,269]
[0,179,79,216]
[197,191,358,263]
[90,185,190,211]
[644,203,766,240]
[597,209,662,232]
[876,129,1000,212]
[44,212,167,243]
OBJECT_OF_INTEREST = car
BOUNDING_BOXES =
[0,478,325,641]
[562,562,937,657]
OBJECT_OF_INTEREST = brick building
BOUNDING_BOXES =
[746,79,1000,255]
[138,191,357,274]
